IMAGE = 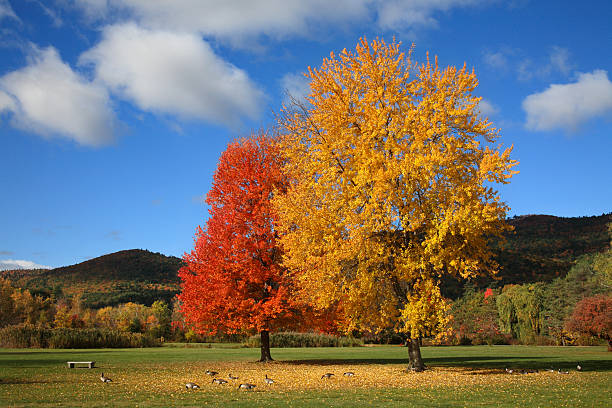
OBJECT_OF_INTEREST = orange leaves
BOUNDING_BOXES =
[178,131,301,336]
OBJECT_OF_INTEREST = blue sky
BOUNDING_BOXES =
[0,0,610,269]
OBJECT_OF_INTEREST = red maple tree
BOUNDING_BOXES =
[565,294,612,351]
[178,131,300,361]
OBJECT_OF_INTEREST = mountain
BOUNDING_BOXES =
[2,213,610,306]
[437,213,610,298]
[495,213,610,283]
[1,249,184,308]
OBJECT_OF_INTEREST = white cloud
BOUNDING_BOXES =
[29,0,64,27]
[483,51,508,70]
[73,0,368,44]
[548,46,571,76]
[376,0,487,31]
[280,72,310,105]
[0,89,15,112]
[478,99,499,117]
[71,0,491,43]
[0,46,116,146]
[0,0,18,21]
[516,59,535,81]
[518,48,572,81]
[0,259,51,270]
[522,70,612,132]
[80,23,265,125]
[483,46,573,81]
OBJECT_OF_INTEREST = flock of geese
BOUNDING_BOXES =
[195,370,356,390]
[505,364,583,375]
[99,365,583,389]
[99,369,357,390]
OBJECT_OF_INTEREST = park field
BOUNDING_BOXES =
[1,345,611,407]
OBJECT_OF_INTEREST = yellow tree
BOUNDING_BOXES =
[274,38,518,371]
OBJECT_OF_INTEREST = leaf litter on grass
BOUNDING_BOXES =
[92,360,586,395]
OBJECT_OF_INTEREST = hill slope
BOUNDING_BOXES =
[1,249,183,308]
[2,213,610,306]
[495,213,610,283]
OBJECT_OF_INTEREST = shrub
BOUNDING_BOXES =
[565,294,612,350]
[497,283,545,343]
[0,324,50,348]
[457,336,472,346]
[0,325,160,348]
[245,332,362,348]
[361,329,404,345]
[451,287,502,343]
[533,335,555,346]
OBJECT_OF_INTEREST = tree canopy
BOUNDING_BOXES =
[565,294,612,350]
[178,132,300,361]
[273,38,518,369]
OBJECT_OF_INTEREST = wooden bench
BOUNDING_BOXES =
[67,361,95,369]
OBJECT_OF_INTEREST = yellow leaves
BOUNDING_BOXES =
[12,359,581,400]
[274,37,517,339]
[399,279,450,339]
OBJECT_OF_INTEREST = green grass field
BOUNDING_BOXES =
[1,345,611,407]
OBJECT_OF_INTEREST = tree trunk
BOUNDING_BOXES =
[406,337,425,372]
[259,330,273,362]
[607,339,611,352]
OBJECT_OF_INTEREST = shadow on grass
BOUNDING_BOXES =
[0,350,121,356]
[282,357,612,372]
[282,358,408,366]
[0,378,71,385]
[0,360,116,368]
[425,356,612,371]
[0,350,124,369]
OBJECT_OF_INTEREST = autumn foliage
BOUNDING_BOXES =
[178,132,302,360]
[565,294,612,350]
[274,38,517,369]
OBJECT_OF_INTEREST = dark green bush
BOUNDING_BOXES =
[0,325,160,348]
[245,331,362,348]
[470,333,512,346]
[0,324,51,348]
[362,329,404,345]
[457,336,472,346]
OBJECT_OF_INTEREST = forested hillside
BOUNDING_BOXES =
[2,213,610,307]
[1,249,183,308]
[497,213,610,283]
[435,213,609,298]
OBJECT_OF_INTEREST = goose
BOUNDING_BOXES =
[343,372,355,377]
[228,374,239,380]
[264,374,274,385]
[185,382,200,390]
[546,367,556,373]
[321,373,334,379]
[505,368,514,374]
[558,369,569,374]
[205,370,219,376]
[577,364,582,371]
[212,378,228,385]
[238,383,256,390]
[100,373,112,383]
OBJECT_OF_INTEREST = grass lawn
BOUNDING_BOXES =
[1,345,611,407]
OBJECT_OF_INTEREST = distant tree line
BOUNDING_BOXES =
[0,245,609,348]
[449,248,611,348]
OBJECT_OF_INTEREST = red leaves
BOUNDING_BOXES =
[565,294,612,341]
[178,132,299,335]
